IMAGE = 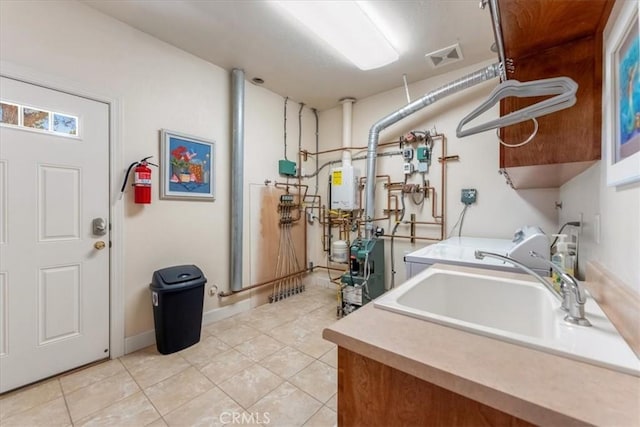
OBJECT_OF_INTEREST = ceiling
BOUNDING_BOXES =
[83,0,498,111]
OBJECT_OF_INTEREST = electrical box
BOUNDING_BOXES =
[278,159,297,177]
[330,164,360,210]
[461,188,477,205]
[417,146,430,162]
[402,148,414,161]
[417,162,429,173]
[403,162,414,175]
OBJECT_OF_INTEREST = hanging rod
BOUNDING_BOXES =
[483,0,508,81]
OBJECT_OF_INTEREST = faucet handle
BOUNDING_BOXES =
[529,251,587,305]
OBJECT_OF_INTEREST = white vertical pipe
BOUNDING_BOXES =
[340,97,355,166]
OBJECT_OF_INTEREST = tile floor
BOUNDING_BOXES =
[0,285,339,426]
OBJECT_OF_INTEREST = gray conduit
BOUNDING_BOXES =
[230,68,244,291]
[364,63,501,238]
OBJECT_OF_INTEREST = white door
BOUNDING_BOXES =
[0,76,110,393]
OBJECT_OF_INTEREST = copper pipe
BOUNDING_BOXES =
[372,133,448,241]
[218,268,310,297]
[321,205,329,252]
[391,194,399,222]
[358,175,392,222]
[381,234,442,242]
[426,187,442,220]
[274,181,307,223]
[438,135,447,240]
[303,207,308,272]
[410,213,416,243]
[407,220,441,225]
[315,265,347,272]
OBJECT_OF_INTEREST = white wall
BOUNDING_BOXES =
[557,0,640,294]
[314,61,559,285]
[0,0,315,337]
[559,163,640,292]
[0,0,579,338]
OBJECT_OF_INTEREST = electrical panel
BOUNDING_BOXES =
[461,188,477,205]
[416,146,431,162]
[403,162,414,175]
[330,164,360,210]
[278,159,297,177]
[402,148,414,161]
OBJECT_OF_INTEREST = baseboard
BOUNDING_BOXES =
[123,298,252,355]
[202,298,251,325]
[585,261,640,358]
[124,329,156,355]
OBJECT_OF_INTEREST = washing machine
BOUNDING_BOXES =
[405,226,550,278]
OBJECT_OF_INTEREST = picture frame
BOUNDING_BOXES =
[160,129,215,201]
[603,0,640,187]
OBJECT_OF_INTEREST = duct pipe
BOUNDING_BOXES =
[340,98,356,166]
[230,68,244,292]
[364,63,501,238]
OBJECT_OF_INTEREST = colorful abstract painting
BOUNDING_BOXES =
[160,129,215,201]
[617,20,640,162]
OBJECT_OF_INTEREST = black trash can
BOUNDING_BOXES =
[150,265,207,355]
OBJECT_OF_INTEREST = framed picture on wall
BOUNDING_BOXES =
[604,0,640,186]
[160,129,215,201]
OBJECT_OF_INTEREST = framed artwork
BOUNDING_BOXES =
[160,129,215,201]
[604,0,640,186]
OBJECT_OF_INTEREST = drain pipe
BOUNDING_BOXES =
[364,63,501,239]
[230,68,244,292]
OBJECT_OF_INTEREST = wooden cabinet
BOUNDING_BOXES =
[337,347,533,426]
[497,0,614,188]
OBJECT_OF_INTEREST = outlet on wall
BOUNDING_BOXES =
[461,188,477,205]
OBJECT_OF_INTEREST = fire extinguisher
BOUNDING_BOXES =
[120,156,157,204]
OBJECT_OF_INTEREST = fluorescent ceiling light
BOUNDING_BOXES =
[273,1,399,71]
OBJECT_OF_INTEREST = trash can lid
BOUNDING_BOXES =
[156,265,203,285]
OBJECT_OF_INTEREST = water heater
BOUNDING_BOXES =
[330,164,359,211]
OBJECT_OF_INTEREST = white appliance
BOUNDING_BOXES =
[405,226,550,278]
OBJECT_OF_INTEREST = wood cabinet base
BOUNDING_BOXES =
[337,347,533,427]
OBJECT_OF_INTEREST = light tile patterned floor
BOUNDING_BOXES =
[0,285,339,427]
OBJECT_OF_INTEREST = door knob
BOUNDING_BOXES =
[94,241,106,250]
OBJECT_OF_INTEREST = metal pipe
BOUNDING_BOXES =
[364,64,500,239]
[440,136,447,240]
[230,68,245,292]
[488,0,508,81]
[312,108,319,196]
[301,140,398,157]
[381,234,442,242]
[410,213,416,244]
[219,268,309,297]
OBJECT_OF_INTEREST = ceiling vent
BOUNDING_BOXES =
[425,43,464,68]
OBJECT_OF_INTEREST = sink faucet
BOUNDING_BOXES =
[474,250,591,327]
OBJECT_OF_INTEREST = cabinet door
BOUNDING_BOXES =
[499,36,600,169]
[496,0,614,188]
